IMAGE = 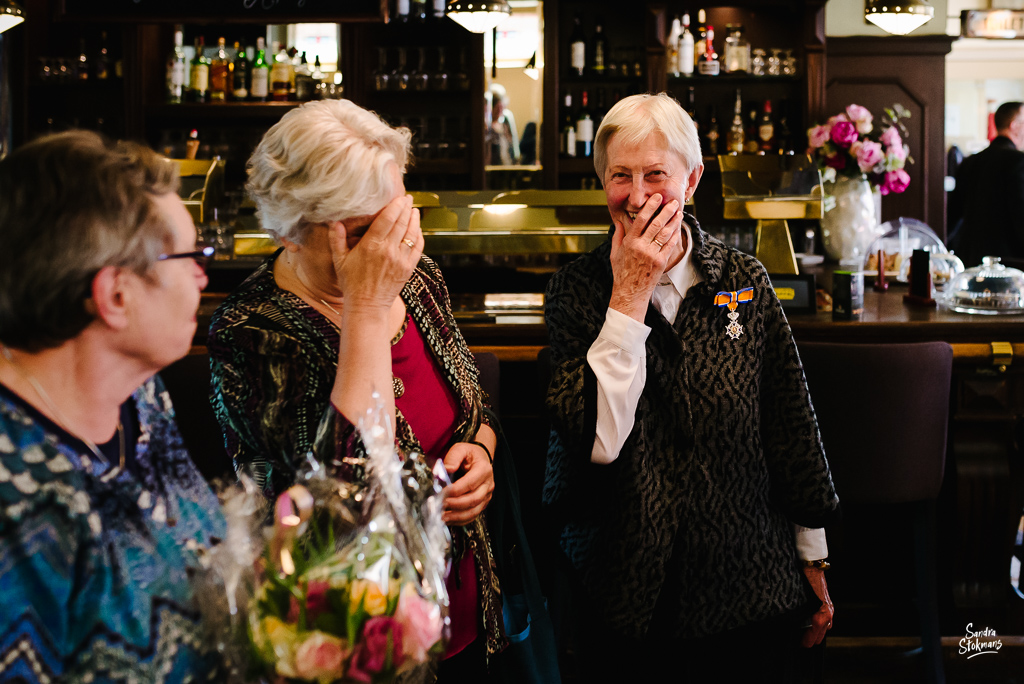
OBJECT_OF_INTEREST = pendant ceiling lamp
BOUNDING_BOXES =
[447,0,511,34]
[0,0,24,33]
[865,0,934,35]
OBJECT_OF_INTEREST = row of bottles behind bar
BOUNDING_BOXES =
[560,86,798,159]
[166,27,336,104]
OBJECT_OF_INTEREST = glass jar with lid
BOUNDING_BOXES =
[723,25,750,73]
[941,256,1024,314]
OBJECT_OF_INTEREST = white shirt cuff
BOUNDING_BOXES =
[793,525,828,561]
[599,306,651,353]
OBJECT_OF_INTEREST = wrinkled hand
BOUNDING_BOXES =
[608,194,684,321]
[801,566,834,647]
[326,194,423,313]
[441,442,494,526]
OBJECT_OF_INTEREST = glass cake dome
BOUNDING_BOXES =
[941,257,1024,315]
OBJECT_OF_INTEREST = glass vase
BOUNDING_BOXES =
[820,174,883,266]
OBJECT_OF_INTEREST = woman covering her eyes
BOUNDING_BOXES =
[207,99,527,681]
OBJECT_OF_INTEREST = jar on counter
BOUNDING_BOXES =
[723,25,750,73]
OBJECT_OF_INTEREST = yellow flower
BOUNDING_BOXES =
[350,578,388,616]
[260,616,299,678]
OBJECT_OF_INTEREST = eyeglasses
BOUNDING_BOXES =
[157,245,215,272]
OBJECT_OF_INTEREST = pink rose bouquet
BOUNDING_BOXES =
[807,103,913,195]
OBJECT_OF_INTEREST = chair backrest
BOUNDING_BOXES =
[798,341,953,504]
[473,351,501,418]
[159,351,234,482]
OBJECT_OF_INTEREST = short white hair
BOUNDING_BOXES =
[594,93,701,184]
[246,100,412,243]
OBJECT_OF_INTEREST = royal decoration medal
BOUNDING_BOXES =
[714,287,753,339]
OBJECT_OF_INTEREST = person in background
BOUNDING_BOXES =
[948,101,1024,267]
[543,93,840,682]
[207,100,507,681]
[485,83,520,166]
[0,131,224,681]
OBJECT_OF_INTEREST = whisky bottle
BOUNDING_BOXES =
[593,19,608,77]
[295,51,314,101]
[270,41,292,101]
[694,9,707,70]
[745,105,760,154]
[209,37,230,101]
[189,36,210,103]
[166,26,186,103]
[232,42,250,101]
[251,37,270,101]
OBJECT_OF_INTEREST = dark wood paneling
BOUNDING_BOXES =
[825,36,955,239]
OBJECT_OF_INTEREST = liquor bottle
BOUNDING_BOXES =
[576,90,594,158]
[697,25,719,76]
[431,0,446,19]
[189,36,210,103]
[76,39,89,80]
[95,31,110,80]
[723,24,750,73]
[745,106,760,154]
[694,9,707,71]
[594,89,608,132]
[311,56,324,98]
[679,14,694,77]
[395,0,411,21]
[271,42,292,101]
[209,37,230,101]
[561,91,576,158]
[569,14,586,78]
[727,89,745,154]
[165,26,186,103]
[685,86,699,137]
[666,15,681,78]
[592,19,608,78]
[411,0,427,22]
[232,42,250,100]
[706,105,720,155]
[288,48,301,99]
[759,100,775,153]
[295,51,314,101]
[776,99,794,155]
[251,37,270,101]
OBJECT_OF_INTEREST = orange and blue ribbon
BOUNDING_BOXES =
[714,287,753,311]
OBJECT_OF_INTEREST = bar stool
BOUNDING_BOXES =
[798,341,953,684]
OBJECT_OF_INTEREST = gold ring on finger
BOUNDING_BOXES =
[403,238,416,248]
[653,239,664,248]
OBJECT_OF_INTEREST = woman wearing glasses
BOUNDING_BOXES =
[0,131,224,681]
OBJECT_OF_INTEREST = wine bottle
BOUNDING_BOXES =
[189,36,209,103]
[561,91,576,158]
[576,90,594,158]
[251,37,270,101]
[593,18,608,78]
[209,37,230,101]
[759,100,775,154]
[569,14,586,78]
[667,15,681,78]
[694,9,707,71]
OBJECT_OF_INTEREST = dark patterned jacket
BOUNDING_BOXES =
[544,215,840,640]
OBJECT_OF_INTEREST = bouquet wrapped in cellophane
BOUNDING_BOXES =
[196,393,452,683]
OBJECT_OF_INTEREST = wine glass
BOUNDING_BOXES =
[751,49,766,77]
[767,48,782,77]
[782,49,797,76]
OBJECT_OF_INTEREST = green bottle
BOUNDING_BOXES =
[250,37,270,102]
[188,36,209,103]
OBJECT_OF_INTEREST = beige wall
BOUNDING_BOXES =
[825,0,951,36]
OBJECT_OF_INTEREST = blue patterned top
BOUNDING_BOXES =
[0,375,226,683]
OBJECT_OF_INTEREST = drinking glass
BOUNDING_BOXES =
[751,49,766,77]
[767,48,782,77]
